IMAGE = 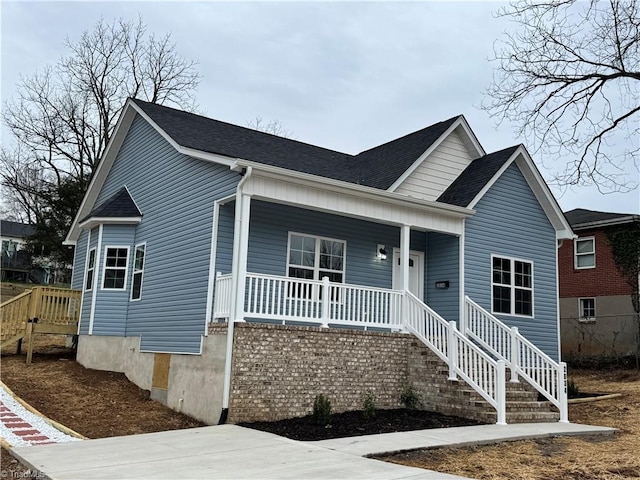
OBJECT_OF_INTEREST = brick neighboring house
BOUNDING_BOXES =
[559,208,640,360]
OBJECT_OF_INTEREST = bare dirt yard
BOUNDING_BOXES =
[382,369,640,480]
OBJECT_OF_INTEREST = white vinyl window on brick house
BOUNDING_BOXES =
[102,247,129,290]
[575,237,595,269]
[491,255,534,317]
[85,248,96,291]
[579,298,596,322]
[130,243,146,301]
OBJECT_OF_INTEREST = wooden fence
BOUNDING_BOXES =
[1,286,82,363]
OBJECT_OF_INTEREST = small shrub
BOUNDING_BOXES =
[567,379,580,399]
[362,391,377,419]
[400,384,422,409]
[312,394,332,425]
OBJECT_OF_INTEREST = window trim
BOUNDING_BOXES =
[85,247,96,292]
[490,254,535,318]
[578,297,596,323]
[130,242,146,301]
[101,245,130,291]
[286,231,347,283]
[574,236,596,269]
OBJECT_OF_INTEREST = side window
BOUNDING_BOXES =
[131,244,146,301]
[492,255,533,317]
[102,247,129,290]
[575,237,595,269]
[85,248,96,291]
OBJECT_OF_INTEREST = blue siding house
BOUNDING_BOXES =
[65,99,574,425]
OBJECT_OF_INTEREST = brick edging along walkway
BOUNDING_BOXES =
[0,383,83,448]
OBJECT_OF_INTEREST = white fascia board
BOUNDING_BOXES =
[572,215,639,230]
[387,115,486,192]
[78,217,143,230]
[64,101,138,245]
[467,145,575,240]
[232,159,474,219]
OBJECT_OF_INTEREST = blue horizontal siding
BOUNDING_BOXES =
[79,228,99,335]
[426,232,460,322]
[464,163,559,359]
[92,225,136,336]
[73,229,88,334]
[81,114,239,353]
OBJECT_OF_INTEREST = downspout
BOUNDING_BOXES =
[219,166,252,424]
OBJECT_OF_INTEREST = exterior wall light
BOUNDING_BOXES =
[377,244,387,260]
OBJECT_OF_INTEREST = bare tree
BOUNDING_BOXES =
[247,116,293,139]
[483,0,639,192]
[2,16,200,204]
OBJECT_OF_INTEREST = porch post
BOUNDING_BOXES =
[233,193,251,323]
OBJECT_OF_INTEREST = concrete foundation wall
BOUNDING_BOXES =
[76,332,227,424]
[560,295,638,358]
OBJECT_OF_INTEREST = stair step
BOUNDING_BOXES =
[483,410,561,423]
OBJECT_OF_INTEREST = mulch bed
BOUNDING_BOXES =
[239,408,484,441]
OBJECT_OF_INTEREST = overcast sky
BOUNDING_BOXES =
[1,1,638,214]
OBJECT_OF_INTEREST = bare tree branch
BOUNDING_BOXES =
[484,0,639,192]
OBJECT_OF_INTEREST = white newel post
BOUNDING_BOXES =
[510,326,520,382]
[558,361,569,423]
[447,321,458,380]
[320,276,330,328]
[400,225,411,330]
[496,360,507,425]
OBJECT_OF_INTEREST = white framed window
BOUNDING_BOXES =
[574,237,595,269]
[579,298,596,323]
[85,248,96,291]
[102,246,129,290]
[491,255,534,317]
[287,232,346,282]
[130,243,146,301]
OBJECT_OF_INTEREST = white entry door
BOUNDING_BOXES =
[392,248,425,301]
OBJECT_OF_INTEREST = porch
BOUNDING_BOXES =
[212,272,569,425]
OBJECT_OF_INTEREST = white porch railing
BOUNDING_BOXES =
[464,296,568,422]
[404,292,507,425]
[213,273,233,319]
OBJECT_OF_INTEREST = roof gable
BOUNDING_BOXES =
[438,145,573,240]
[79,186,142,228]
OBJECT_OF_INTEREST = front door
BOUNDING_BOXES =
[392,248,425,301]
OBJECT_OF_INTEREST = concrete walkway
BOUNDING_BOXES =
[10,422,616,480]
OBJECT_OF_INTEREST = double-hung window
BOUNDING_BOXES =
[287,233,345,297]
[102,247,129,290]
[131,244,146,301]
[85,248,96,291]
[574,237,595,269]
[492,255,533,317]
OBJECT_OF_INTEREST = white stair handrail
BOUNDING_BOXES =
[404,291,507,425]
[464,296,568,423]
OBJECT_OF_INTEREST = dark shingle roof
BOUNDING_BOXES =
[82,187,142,222]
[564,208,638,229]
[132,99,461,190]
[1,220,35,239]
[436,145,520,207]
[351,117,460,189]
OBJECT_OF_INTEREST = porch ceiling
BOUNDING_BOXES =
[241,170,470,236]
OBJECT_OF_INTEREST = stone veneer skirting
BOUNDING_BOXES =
[210,322,495,424]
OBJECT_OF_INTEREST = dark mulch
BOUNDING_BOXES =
[239,408,485,441]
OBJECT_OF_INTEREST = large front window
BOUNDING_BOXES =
[492,255,533,317]
[287,233,345,283]
[102,247,129,290]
